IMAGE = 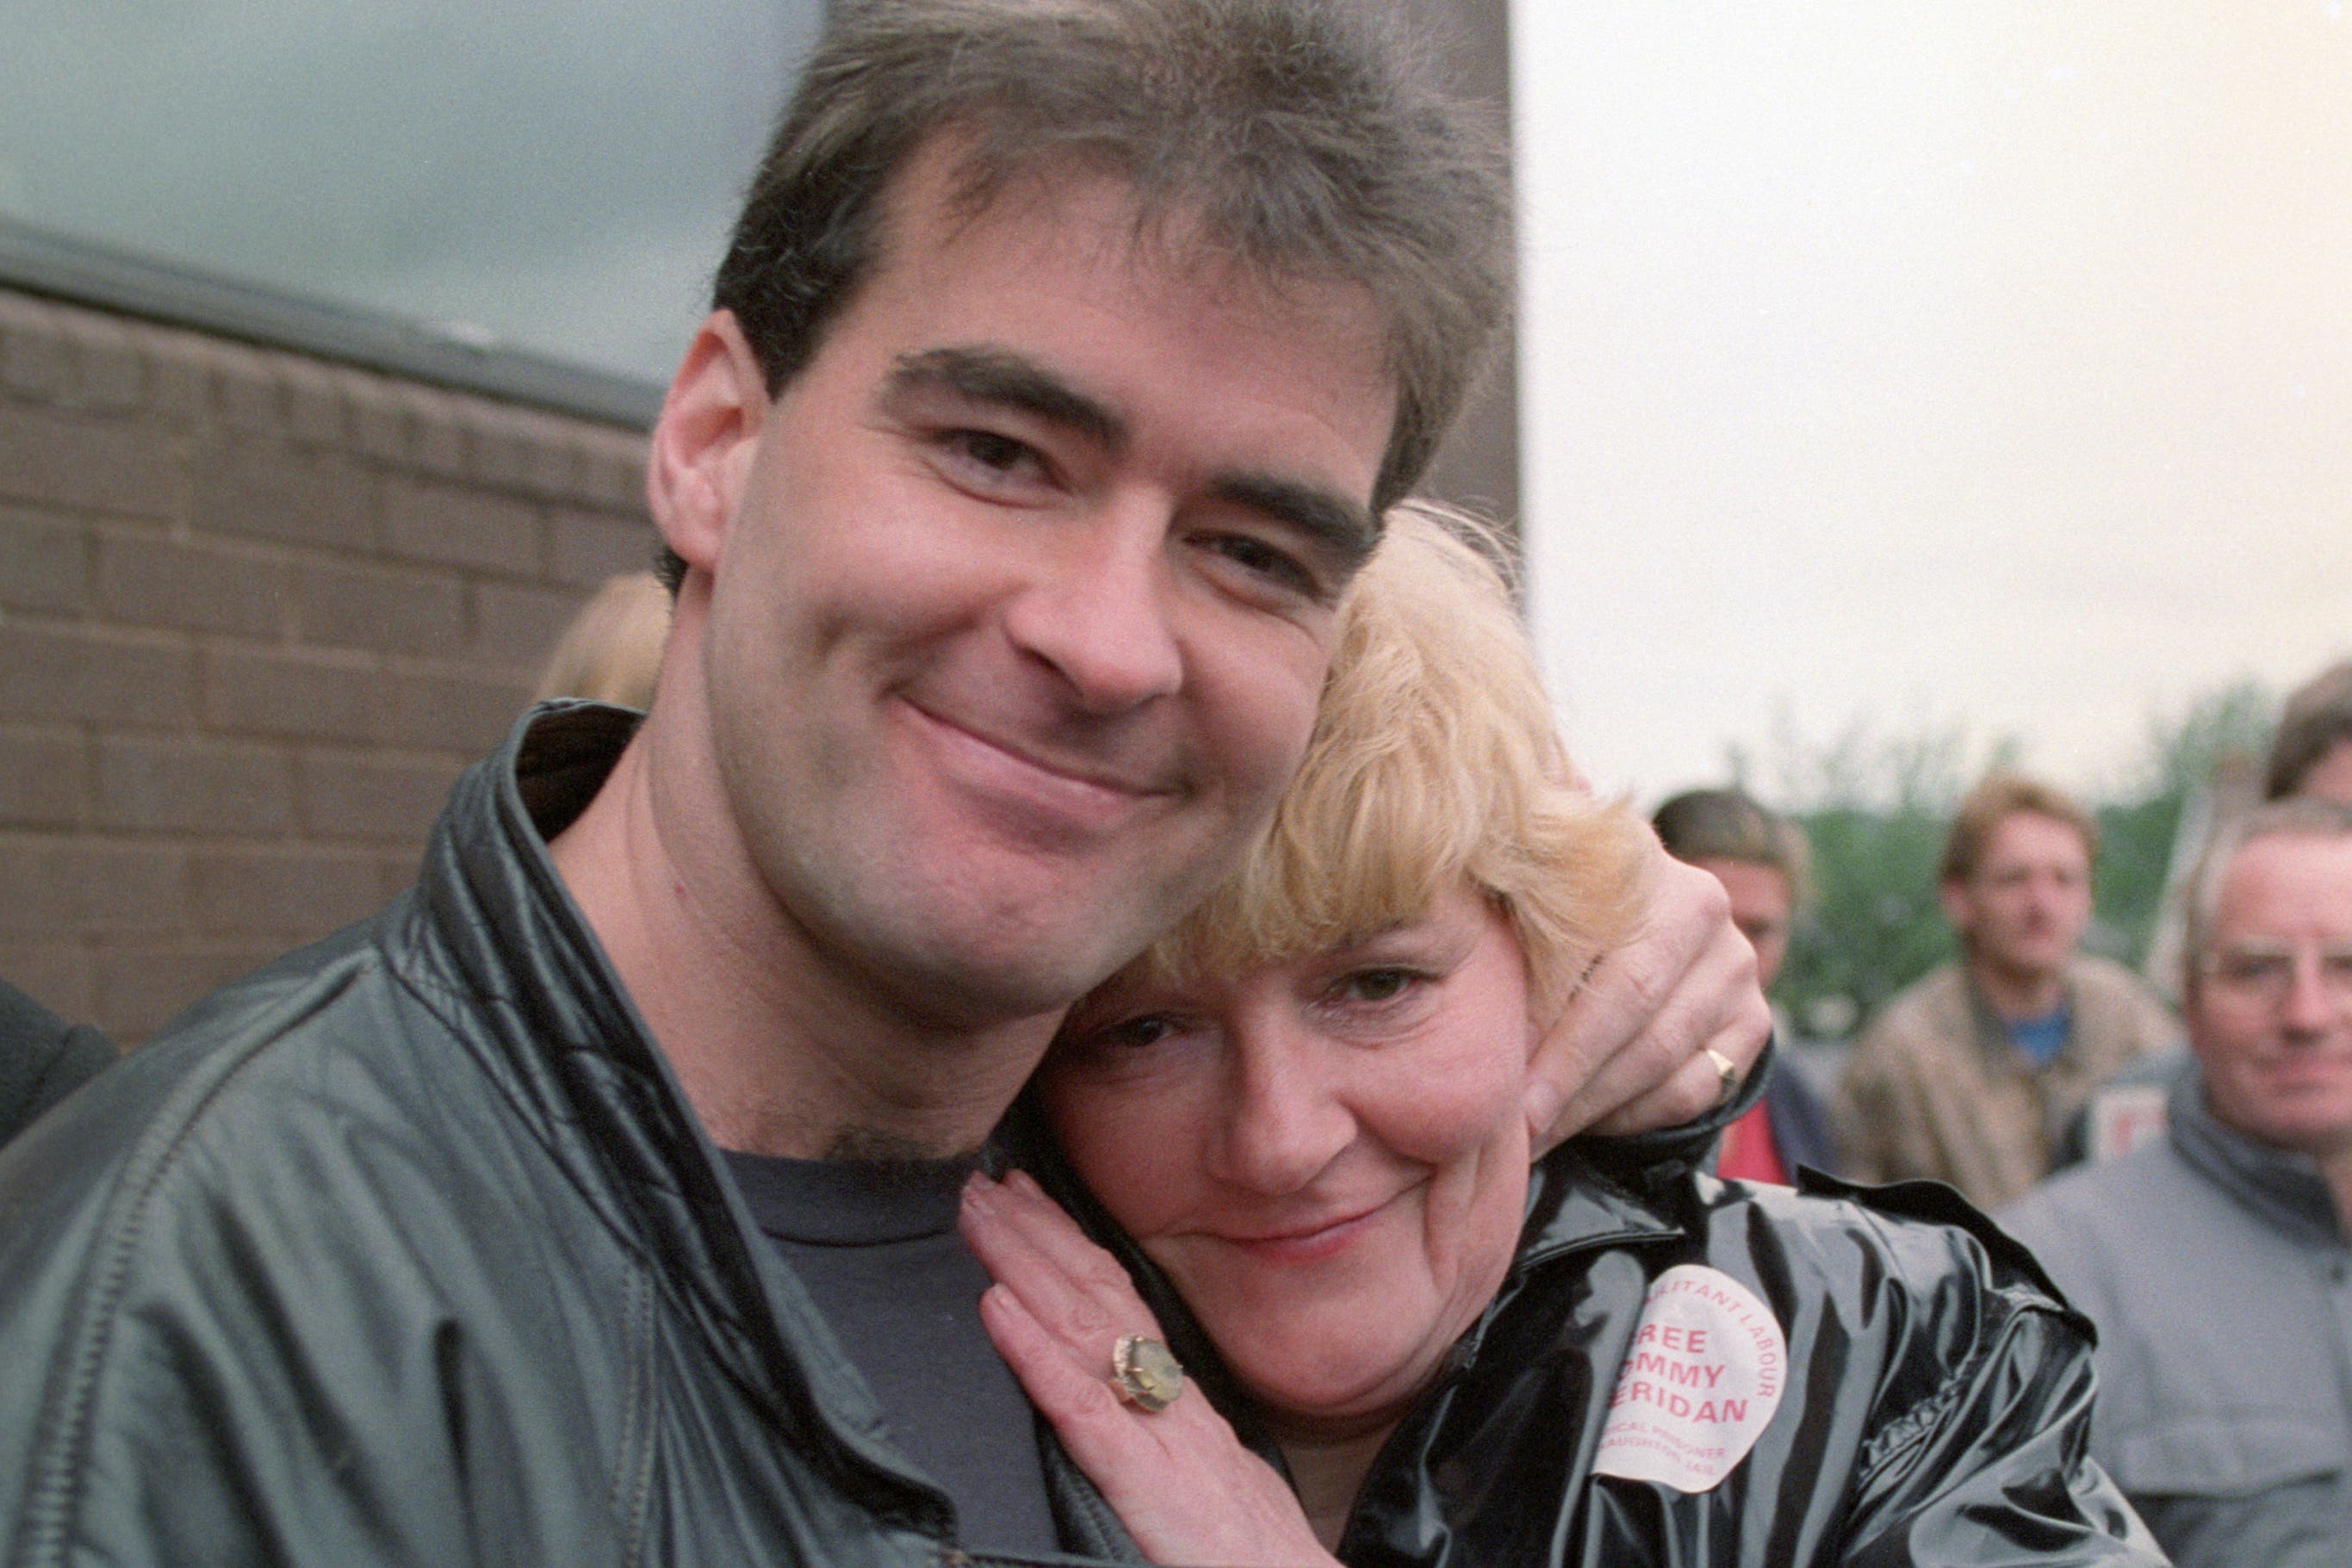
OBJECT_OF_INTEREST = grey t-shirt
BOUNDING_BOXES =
[722,1150,1059,1558]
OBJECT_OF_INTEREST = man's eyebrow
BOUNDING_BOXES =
[1210,471,1381,578]
[885,346,1126,452]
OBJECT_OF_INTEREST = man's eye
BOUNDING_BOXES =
[1206,534,1318,597]
[2222,955,2292,987]
[942,429,1048,482]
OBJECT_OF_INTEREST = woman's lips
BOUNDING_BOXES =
[1217,1202,1390,1266]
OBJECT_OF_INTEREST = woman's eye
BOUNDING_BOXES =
[1336,968,1420,1005]
[1088,1014,1181,1050]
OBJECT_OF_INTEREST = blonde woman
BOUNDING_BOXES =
[961,506,2161,1567]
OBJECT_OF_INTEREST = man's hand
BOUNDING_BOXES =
[1526,839,1771,1154]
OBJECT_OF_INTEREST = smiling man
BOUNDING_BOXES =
[2003,800,2352,1568]
[0,3,1760,1565]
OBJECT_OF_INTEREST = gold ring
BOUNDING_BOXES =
[1110,1334,1185,1412]
[1704,1047,1742,1108]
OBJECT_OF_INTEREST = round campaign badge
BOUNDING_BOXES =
[1592,1264,1786,1491]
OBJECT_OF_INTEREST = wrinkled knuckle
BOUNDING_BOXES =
[1077,1252,1131,1295]
[1073,1374,1125,1418]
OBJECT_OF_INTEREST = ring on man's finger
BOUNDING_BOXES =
[1109,1334,1184,1412]
[1704,1046,1743,1108]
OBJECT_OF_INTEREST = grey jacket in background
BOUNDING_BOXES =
[2002,1065,2352,1568]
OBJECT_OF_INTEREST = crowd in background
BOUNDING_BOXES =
[1654,654,2352,1566]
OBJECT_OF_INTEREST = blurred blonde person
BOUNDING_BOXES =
[532,570,671,710]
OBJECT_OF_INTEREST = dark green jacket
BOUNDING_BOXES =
[0,706,1138,1568]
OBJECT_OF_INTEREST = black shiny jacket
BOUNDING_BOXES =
[1021,1117,2169,1567]
[0,708,1139,1568]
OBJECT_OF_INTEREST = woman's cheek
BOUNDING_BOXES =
[1386,1046,1525,1167]
[1044,1077,1198,1236]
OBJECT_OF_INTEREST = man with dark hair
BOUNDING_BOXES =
[1837,771,2176,1209]
[2267,657,2352,803]
[0,4,1762,1565]
[2004,800,2352,1568]
[1654,786,1840,1179]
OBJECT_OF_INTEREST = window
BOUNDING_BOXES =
[0,1,822,412]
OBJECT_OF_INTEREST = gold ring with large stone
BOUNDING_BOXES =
[1705,1046,1743,1108]
[1110,1334,1185,1412]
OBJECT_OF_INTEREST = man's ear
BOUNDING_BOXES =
[1937,877,1973,934]
[648,311,770,578]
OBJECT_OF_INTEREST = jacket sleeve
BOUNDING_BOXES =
[1572,1036,1776,1188]
[0,977,115,1148]
[1823,1184,2168,1567]
[0,1050,624,1568]
[1830,1029,1896,1183]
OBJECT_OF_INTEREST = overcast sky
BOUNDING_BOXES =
[1513,1,2352,805]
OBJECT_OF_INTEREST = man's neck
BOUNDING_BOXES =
[548,699,1057,1161]
[1965,953,2068,1024]
[1275,1425,1394,1551]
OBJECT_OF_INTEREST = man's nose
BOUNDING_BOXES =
[1000,503,1184,716]
[1213,1022,1356,1195]
[2280,953,2337,1035]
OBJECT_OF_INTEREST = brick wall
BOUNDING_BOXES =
[0,286,655,1041]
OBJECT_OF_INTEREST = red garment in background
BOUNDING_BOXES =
[1716,1098,1787,1185]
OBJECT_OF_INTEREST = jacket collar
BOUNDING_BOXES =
[406,702,976,1522]
[1515,1144,1685,1271]
[2168,1060,2348,1249]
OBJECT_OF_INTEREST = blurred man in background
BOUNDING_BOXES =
[2004,800,2352,1568]
[2267,658,2352,805]
[1839,772,2175,1208]
[1655,786,1841,1178]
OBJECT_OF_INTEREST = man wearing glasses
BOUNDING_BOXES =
[2004,798,2352,1568]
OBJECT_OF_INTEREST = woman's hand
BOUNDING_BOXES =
[959,1169,1341,1568]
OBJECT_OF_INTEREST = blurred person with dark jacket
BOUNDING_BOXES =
[1654,786,1842,1179]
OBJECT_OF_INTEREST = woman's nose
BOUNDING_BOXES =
[1213,1020,1356,1194]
